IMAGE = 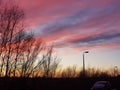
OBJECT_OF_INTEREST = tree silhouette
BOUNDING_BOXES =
[42,46,60,78]
[61,66,79,78]
[0,2,60,78]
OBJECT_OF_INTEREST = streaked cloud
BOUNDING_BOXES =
[14,0,120,51]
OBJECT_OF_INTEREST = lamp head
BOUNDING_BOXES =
[84,51,89,53]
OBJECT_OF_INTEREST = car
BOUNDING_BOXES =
[91,81,113,90]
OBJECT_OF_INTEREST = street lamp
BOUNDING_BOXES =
[83,51,89,77]
[114,66,118,77]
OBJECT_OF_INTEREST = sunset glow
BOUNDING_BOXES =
[13,0,120,69]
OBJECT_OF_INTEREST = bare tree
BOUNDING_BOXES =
[42,46,60,78]
[61,66,79,78]
[0,3,25,77]
[0,2,60,78]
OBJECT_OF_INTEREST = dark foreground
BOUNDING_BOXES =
[0,77,120,90]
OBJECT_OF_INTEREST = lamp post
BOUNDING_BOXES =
[83,51,89,77]
[114,66,118,77]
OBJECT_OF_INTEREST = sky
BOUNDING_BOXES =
[9,0,120,69]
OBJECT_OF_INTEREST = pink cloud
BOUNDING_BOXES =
[10,0,120,51]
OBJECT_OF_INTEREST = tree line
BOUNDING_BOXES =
[0,1,119,78]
